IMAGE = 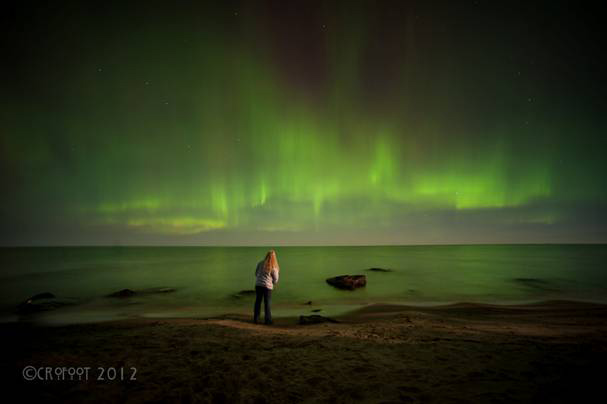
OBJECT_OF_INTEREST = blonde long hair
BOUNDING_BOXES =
[263,250,279,273]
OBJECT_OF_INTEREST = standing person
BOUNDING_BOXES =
[253,250,279,325]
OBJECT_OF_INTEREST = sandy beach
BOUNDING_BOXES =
[3,300,607,403]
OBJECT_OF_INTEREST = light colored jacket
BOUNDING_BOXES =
[255,260,279,290]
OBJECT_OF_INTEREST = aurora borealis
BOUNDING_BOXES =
[2,0,606,245]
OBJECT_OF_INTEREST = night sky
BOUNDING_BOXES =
[2,0,606,246]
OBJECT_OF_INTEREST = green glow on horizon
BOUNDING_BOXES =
[126,217,226,234]
[87,122,556,235]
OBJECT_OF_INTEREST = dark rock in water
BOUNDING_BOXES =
[16,293,76,314]
[367,267,392,272]
[513,278,558,292]
[299,315,339,325]
[123,287,177,296]
[29,292,56,301]
[238,289,255,295]
[232,289,256,299]
[107,287,177,298]
[151,287,176,294]
[514,278,548,284]
[326,275,366,290]
[311,309,322,312]
[108,289,136,298]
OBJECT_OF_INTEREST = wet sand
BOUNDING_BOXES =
[3,300,607,403]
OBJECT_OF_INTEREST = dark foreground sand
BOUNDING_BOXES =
[3,300,607,403]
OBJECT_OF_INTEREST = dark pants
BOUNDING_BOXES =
[253,286,272,324]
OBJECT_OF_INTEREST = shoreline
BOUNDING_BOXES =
[5,299,607,402]
[4,298,607,326]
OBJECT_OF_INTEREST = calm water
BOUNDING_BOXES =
[1,245,606,324]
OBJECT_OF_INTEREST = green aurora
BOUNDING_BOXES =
[1,1,606,245]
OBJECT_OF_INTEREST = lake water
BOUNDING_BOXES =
[1,245,606,324]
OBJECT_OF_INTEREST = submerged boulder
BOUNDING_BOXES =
[367,267,392,272]
[29,292,56,300]
[326,275,366,290]
[16,292,75,314]
[237,289,255,295]
[299,315,339,325]
[107,289,136,298]
[141,287,177,294]
[512,278,558,292]
[107,287,177,298]
[232,289,256,299]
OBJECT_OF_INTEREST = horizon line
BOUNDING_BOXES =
[1,242,606,248]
